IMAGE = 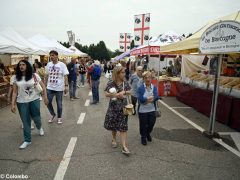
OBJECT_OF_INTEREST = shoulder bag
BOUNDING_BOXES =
[33,73,43,93]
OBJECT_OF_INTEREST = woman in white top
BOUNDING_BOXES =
[11,60,48,149]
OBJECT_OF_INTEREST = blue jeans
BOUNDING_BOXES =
[138,111,156,139]
[92,79,100,102]
[80,74,85,85]
[69,80,77,98]
[47,90,63,118]
[17,99,42,142]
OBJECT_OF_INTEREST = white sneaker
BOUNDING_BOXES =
[19,142,31,149]
[39,128,44,136]
[81,85,84,87]
[57,118,63,124]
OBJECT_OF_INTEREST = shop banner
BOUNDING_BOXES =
[130,46,160,56]
[119,33,131,52]
[134,13,150,46]
[200,20,240,54]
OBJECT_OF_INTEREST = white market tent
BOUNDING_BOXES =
[130,31,182,56]
[68,45,88,57]
[0,28,47,55]
[28,34,74,55]
[0,34,28,54]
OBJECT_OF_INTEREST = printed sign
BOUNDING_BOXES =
[200,21,240,54]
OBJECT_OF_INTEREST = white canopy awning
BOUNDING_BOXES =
[68,45,88,57]
[0,28,47,55]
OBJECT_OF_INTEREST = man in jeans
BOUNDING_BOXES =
[89,60,101,104]
[45,50,69,124]
[67,58,79,100]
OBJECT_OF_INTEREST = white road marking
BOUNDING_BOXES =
[88,91,92,96]
[77,113,86,124]
[84,99,90,106]
[160,100,205,132]
[54,137,77,180]
[219,132,240,151]
[159,100,240,158]
[213,138,240,158]
[172,107,192,109]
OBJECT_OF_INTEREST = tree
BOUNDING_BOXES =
[111,49,122,58]
[59,41,70,48]
[96,41,110,61]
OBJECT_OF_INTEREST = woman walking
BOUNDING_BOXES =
[104,66,131,155]
[11,60,48,149]
[33,61,46,100]
[137,71,159,145]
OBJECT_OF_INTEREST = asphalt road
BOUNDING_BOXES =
[0,76,240,180]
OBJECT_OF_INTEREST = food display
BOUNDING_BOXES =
[181,72,240,97]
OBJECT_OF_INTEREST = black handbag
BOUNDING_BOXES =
[155,100,161,118]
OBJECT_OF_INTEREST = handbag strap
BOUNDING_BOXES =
[123,81,132,104]
[33,73,38,84]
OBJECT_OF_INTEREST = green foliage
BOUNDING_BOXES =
[60,40,120,60]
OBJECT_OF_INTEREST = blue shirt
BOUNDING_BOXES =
[137,83,159,113]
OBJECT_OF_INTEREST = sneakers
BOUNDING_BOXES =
[81,85,84,87]
[39,128,44,136]
[70,98,74,101]
[19,142,31,149]
[48,115,55,123]
[57,118,63,124]
[122,146,131,155]
[73,96,80,99]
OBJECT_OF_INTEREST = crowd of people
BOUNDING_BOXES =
[8,50,160,156]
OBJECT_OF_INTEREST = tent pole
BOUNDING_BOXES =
[203,54,222,138]
[158,55,160,94]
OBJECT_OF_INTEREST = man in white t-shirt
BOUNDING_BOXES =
[45,50,69,124]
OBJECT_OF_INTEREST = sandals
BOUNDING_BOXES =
[122,146,131,155]
[111,140,117,148]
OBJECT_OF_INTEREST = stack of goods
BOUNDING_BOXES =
[229,79,240,98]
[208,77,240,97]
[186,72,212,89]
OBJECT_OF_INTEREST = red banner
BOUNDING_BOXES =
[130,46,160,56]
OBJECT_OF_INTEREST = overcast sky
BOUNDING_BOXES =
[0,0,240,50]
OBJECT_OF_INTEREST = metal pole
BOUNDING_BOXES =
[158,55,161,94]
[207,54,222,137]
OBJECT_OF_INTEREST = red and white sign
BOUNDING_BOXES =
[119,33,131,52]
[134,13,150,46]
[130,46,160,56]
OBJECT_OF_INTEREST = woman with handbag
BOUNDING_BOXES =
[104,66,132,155]
[137,71,159,145]
[11,60,48,149]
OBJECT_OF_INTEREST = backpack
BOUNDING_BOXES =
[92,66,101,80]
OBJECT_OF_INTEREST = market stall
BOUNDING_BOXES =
[160,11,240,132]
